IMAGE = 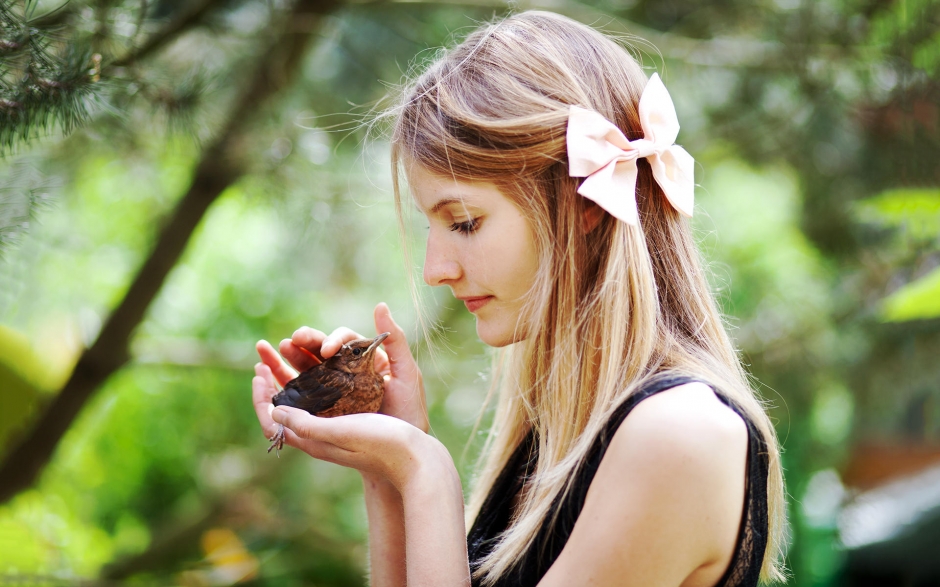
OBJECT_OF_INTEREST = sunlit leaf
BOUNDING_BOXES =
[0,325,58,456]
[0,517,44,572]
[881,266,940,321]
[913,32,940,76]
[854,188,940,241]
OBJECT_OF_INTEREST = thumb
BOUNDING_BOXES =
[272,406,314,438]
[374,302,416,379]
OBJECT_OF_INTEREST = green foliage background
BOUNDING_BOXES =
[1,0,939,585]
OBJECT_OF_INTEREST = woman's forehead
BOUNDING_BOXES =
[406,164,503,214]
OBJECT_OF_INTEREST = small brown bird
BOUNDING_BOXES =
[268,332,389,455]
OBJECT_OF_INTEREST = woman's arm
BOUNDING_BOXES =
[362,473,406,587]
[254,361,415,587]
[399,438,470,587]
[253,303,466,586]
[538,382,749,587]
[364,448,470,587]
[267,406,471,587]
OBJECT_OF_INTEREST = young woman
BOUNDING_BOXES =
[252,11,786,587]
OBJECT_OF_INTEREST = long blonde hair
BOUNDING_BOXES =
[389,11,786,584]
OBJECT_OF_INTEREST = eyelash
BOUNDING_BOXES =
[449,218,480,234]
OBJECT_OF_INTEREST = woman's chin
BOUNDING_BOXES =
[475,320,525,348]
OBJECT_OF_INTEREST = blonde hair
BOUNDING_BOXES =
[389,11,786,584]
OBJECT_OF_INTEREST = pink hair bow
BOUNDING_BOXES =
[566,73,695,226]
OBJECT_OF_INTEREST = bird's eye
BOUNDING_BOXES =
[353,348,361,356]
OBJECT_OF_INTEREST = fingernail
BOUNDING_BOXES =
[272,408,286,423]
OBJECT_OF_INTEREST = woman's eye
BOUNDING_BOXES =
[449,218,480,234]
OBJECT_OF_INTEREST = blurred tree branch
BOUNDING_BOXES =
[110,0,224,68]
[0,0,339,505]
[97,453,360,582]
[99,455,276,581]
[519,0,781,67]
[100,498,229,582]
[353,0,785,67]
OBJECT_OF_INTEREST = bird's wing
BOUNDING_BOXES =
[275,371,345,415]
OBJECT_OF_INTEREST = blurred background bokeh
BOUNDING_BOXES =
[1,0,939,585]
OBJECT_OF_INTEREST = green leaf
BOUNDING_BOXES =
[0,325,51,457]
[913,32,940,76]
[855,188,940,241]
[881,266,940,321]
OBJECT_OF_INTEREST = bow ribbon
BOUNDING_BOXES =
[566,73,695,226]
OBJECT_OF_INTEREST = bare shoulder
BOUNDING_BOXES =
[618,381,749,459]
[605,381,750,520]
[596,381,749,583]
[538,382,750,586]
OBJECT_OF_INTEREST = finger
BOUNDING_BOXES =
[374,303,416,379]
[272,406,354,448]
[321,327,366,359]
[373,347,390,378]
[256,340,297,386]
[280,338,320,372]
[290,326,328,363]
[274,425,361,466]
[252,363,278,435]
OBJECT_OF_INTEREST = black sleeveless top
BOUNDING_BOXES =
[467,376,770,587]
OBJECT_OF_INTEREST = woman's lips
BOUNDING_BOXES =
[462,296,493,312]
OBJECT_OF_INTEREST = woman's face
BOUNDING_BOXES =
[407,164,539,347]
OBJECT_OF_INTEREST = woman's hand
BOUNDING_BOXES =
[251,358,453,492]
[254,302,429,433]
[250,305,469,586]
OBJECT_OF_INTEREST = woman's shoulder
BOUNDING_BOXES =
[540,382,751,585]
[616,380,749,457]
[603,381,749,569]
[603,381,750,502]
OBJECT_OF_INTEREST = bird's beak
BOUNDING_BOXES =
[367,332,390,353]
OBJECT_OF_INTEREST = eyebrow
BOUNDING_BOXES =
[429,197,466,215]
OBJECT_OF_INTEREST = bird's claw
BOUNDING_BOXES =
[267,424,286,457]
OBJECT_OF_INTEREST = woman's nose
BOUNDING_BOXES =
[423,233,461,286]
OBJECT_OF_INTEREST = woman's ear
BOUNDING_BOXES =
[582,201,605,233]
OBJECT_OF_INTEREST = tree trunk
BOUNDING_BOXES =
[0,0,339,506]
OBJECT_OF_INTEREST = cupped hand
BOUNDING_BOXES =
[253,302,429,433]
[252,362,446,491]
